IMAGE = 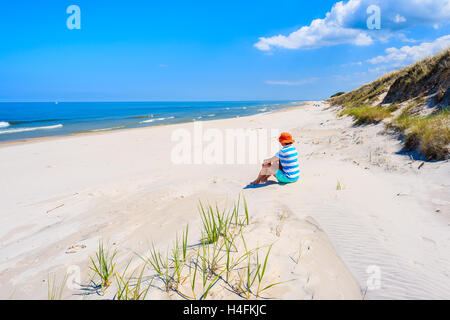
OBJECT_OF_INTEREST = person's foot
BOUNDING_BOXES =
[249,180,260,185]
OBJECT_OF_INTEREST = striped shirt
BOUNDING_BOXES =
[275,144,300,179]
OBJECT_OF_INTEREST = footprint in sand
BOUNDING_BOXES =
[275,224,283,237]
[65,244,86,254]
[421,236,436,246]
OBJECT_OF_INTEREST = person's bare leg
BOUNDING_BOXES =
[250,161,277,185]
[260,174,271,183]
[250,163,269,185]
[250,173,270,185]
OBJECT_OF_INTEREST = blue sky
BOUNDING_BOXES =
[0,0,449,101]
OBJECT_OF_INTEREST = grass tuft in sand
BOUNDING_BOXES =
[48,195,292,300]
[115,263,151,300]
[138,195,286,299]
[89,241,117,292]
[47,273,68,300]
[339,105,393,124]
[392,109,450,160]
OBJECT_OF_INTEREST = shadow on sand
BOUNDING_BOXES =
[243,180,283,189]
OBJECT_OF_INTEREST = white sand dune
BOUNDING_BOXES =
[0,101,449,299]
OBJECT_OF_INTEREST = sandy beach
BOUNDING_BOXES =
[1,101,449,300]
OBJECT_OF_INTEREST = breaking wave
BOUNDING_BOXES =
[0,124,63,135]
[139,116,174,124]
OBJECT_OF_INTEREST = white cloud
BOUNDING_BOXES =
[397,33,417,43]
[394,14,406,23]
[255,0,450,51]
[368,35,450,65]
[333,71,367,81]
[368,66,393,75]
[255,22,373,51]
[265,78,318,86]
[341,61,363,67]
[255,0,373,51]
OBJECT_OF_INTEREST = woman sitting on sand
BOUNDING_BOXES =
[250,132,300,185]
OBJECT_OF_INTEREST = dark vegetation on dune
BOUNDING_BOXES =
[327,49,450,160]
[330,91,346,98]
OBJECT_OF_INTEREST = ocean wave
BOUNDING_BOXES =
[139,116,174,124]
[0,121,10,128]
[205,114,215,117]
[258,107,268,112]
[0,124,63,135]
[89,126,125,132]
[140,119,155,123]
[127,115,153,119]
[8,119,66,125]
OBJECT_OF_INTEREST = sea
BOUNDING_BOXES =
[0,101,301,142]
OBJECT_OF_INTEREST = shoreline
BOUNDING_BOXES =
[1,100,449,299]
[0,101,308,148]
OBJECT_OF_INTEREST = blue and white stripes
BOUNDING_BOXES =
[276,144,300,179]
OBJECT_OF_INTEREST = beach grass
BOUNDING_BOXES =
[115,261,152,300]
[243,194,249,225]
[190,250,200,299]
[339,105,393,124]
[89,241,117,291]
[55,194,285,300]
[144,243,175,292]
[329,49,449,160]
[171,237,183,286]
[47,273,68,300]
[182,224,189,261]
[199,203,221,244]
[392,108,450,160]
[255,244,285,297]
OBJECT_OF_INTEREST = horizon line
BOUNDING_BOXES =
[0,99,311,103]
